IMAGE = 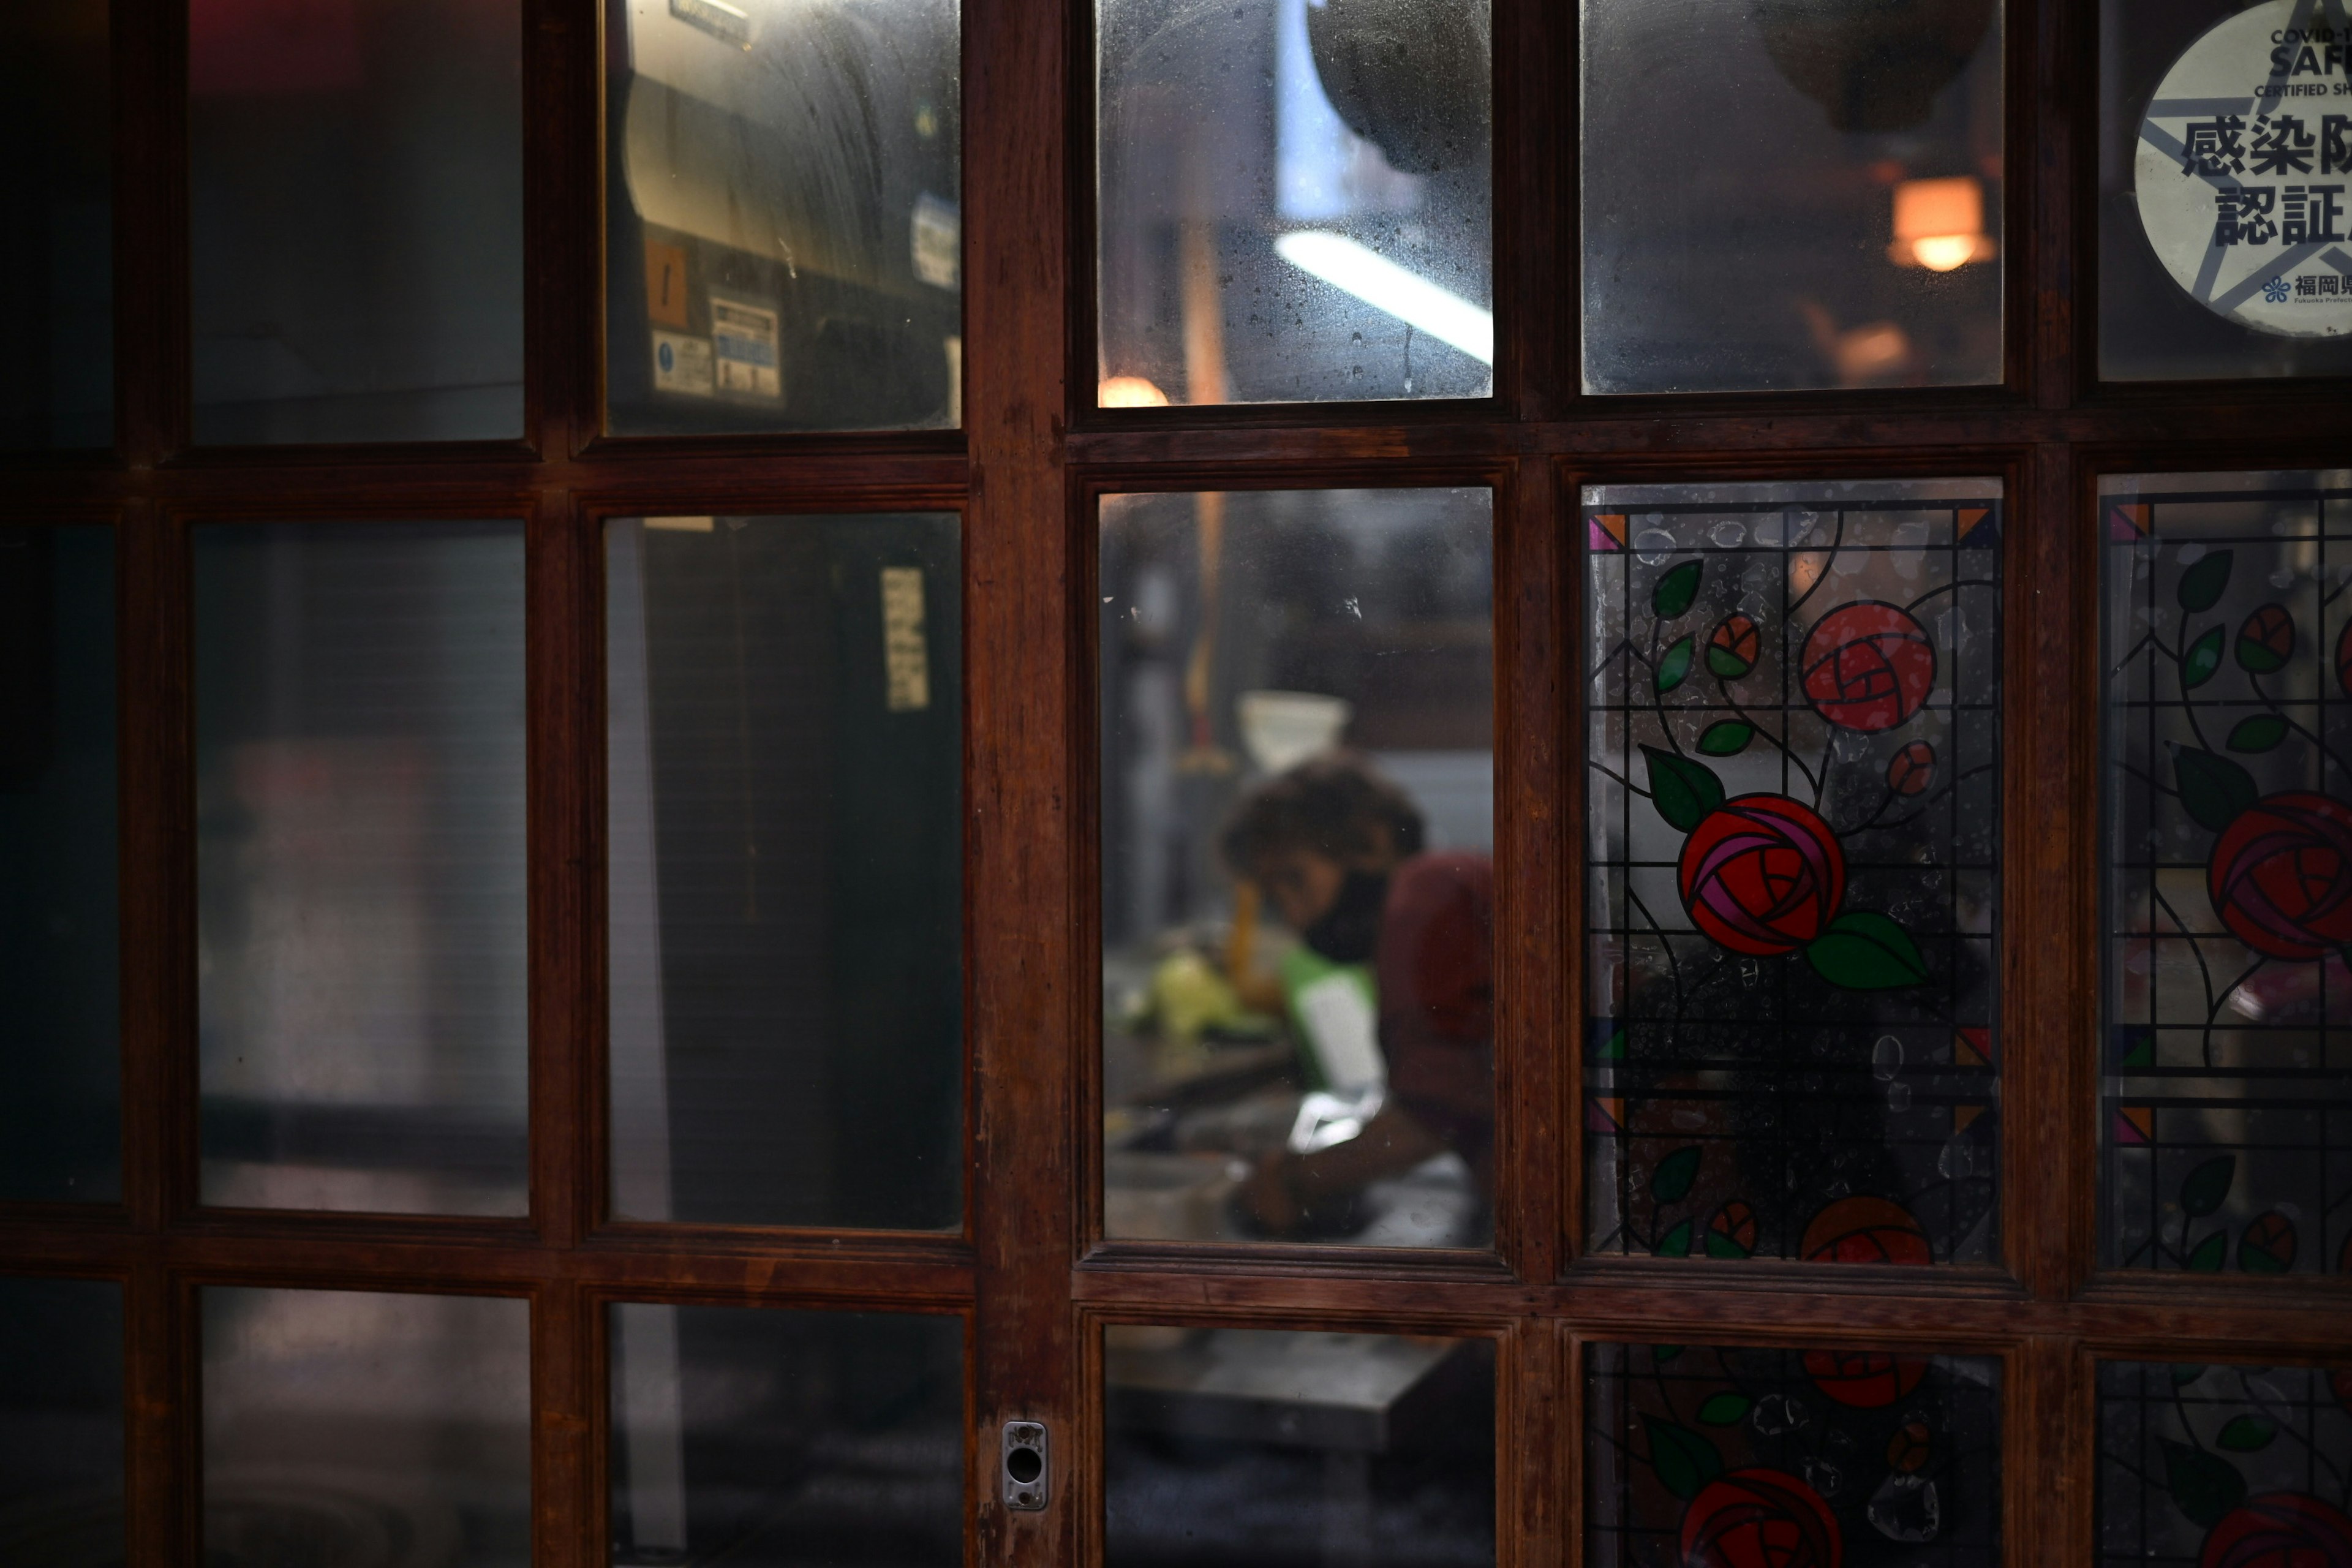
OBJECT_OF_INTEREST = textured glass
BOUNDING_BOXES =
[2101,471,2352,1275]
[203,1287,529,1567]
[1106,1325,1493,1568]
[1099,488,1494,1248]
[608,515,962,1229]
[189,0,522,443]
[1096,0,1492,405]
[2099,1362,2352,1568]
[1587,1342,2002,1568]
[605,0,961,434]
[0,528,118,1203]
[2099,0,2352,382]
[609,1304,962,1565]
[0,1278,123,1561]
[1585,481,2002,1265]
[0,0,110,449]
[1581,0,2002,393]
[195,522,527,1215]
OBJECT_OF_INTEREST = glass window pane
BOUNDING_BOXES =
[605,0,962,435]
[1107,1325,1494,1568]
[2100,470,2352,1274]
[195,522,528,1216]
[202,1287,530,1567]
[1584,481,2003,1265]
[1096,0,1493,406]
[190,0,523,444]
[0,0,110,450]
[0,527,118,1203]
[1587,1342,2002,1568]
[1099,488,1494,1248]
[609,1304,962,1565]
[0,1278,123,1561]
[2100,0,2352,382]
[1581,0,2002,393]
[608,515,962,1229]
[2098,1362,2352,1568]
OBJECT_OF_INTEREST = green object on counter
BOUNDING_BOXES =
[1278,947,1382,1091]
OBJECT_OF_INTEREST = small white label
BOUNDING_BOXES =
[2134,0,2352,339]
[912,193,960,290]
[710,295,783,399]
[1295,972,1384,1093]
[651,331,714,396]
[881,567,931,712]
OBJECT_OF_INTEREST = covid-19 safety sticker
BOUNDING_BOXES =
[2136,0,2352,337]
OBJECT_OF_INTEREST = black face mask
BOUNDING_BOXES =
[1302,869,1389,963]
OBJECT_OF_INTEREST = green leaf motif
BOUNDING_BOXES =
[2182,626,2226,689]
[1600,1029,1626,1063]
[1643,746,1726,834]
[1654,1345,1684,1363]
[1704,1231,1749,1259]
[2173,748,2260,834]
[1653,560,1703,619]
[1697,1393,1752,1427]
[2187,1231,2228,1272]
[2180,1154,2236,1218]
[1652,1145,1703,1204]
[1698,720,1755,756]
[1804,911,1929,990]
[2226,714,2289,754]
[2177,549,2236,613]
[2171,1364,2207,1387]
[1642,1415,1725,1501]
[2217,1415,2277,1452]
[1708,644,1752,680]
[1656,637,1695,693]
[1654,1219,1694,1258]
[2160,1438,2247,1528]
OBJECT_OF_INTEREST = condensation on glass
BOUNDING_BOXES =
[605,0,962,434]
[2100,470,2352,1275]
[189,0,523,443]
[609,1304,962,1566]
[195,522,527,1216]
[0,0,110,449]
[0,1278,123,1562]
[0,527,118,1203]
[1105,1325,1494,1568]
[1099,488,1494,1249]
[1096,0,1493,405]
[1586,1342,2002,1568]
[1581,0,2002,393]
[202,1287,530,1568]
[1585,481,2003,1266]
[2097,1362,2352,1567]
[608,515,962,1230]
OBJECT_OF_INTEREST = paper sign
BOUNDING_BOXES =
[881,567,931,712]
[651,331,714,396]
[912,193,960,290]
[710,295,782,399]
[645,240,691,329]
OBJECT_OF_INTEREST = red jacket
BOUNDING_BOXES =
[1377,851,1496,1164]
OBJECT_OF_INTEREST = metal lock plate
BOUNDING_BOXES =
[1001,1420,1049,1510]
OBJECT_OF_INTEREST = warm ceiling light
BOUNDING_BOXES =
[1098,375,1170,407]
[1890,176,1996,271]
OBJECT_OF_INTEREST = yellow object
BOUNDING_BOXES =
[1148,949,1256,1042]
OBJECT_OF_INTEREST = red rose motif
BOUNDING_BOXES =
[1681,1468,1843,1568]
[1887,740,1936,796]
[1801,1196,1932,1266]
[2206,793,2352,961]
[1801,1347,1929,1409]
[1678,796,1847,957]
[2200,1493,2352,1568]
[1801,603,1936,732]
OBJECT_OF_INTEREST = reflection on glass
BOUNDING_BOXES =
[1097,0,1492,405]
[1581,0,2002,393]
[195,522,527,1216]
[190,0,523,443]
[0,1278,123,1562]
[609,516,962,1230]
[1585,481,2003,1265]
[0,0,110,449]
[2100,0,2352,382]
[0,529,118,1203]
[605,0,962,435]
[1587,1343,2002,1568]
[2100,472,2352,1273]
[1099,489,1493,1248]
[203,1287,530,1568]
[1106,1325,1493,1568]
[609,1305,962,1566]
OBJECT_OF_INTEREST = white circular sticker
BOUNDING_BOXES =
[2135,0,2352,338]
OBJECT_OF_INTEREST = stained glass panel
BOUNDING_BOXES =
[2101,472,2352,1275]
[1586,1341,2002,1568]
[2097,1360,2352,1568]
[1585,481,2003,1265]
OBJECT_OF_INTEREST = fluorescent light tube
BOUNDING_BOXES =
[1273,231,1494,365]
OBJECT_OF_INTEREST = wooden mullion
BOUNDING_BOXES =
[1502,1314,1567,1568]
[111,0,186,464]
[532,1280,594,1568]
[529,485,593,1251]
[2020,0,2078,408]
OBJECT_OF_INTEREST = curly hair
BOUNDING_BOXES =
[1218,752,1427,872]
